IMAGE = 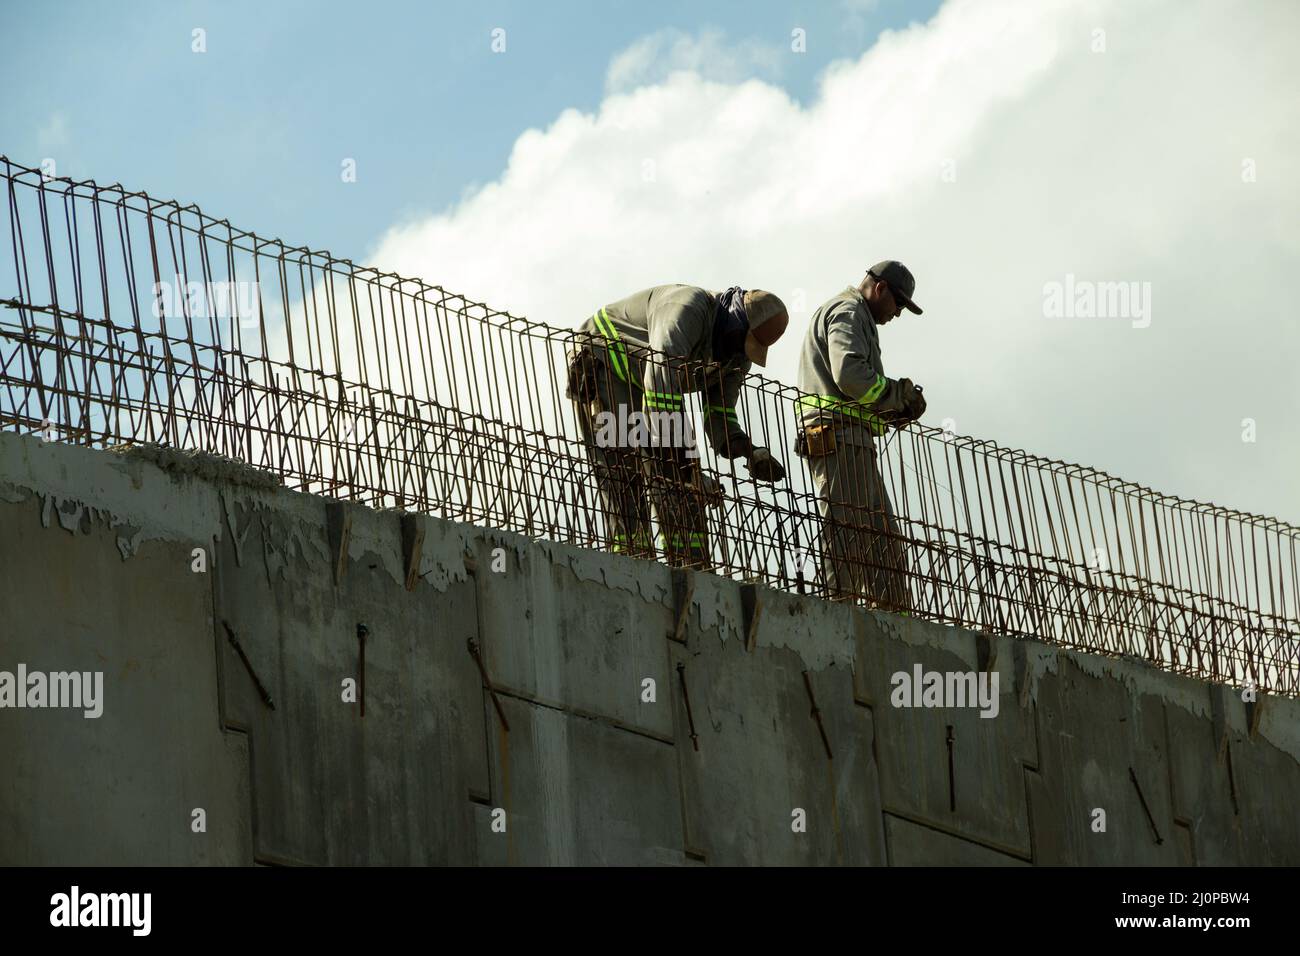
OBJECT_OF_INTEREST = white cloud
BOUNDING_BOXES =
[36,112,69,151]
[840,0,885,44]
[605,27,785,94]
[369,0,1300,523]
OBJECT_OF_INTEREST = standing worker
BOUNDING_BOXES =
[567,285,789,569]
[795,261,928,610]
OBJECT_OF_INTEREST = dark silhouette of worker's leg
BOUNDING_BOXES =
[570,353,653,558]
[647,449,712,571]
[812,427,913,612]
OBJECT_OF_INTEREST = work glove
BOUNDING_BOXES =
[698,471,725,507]
[650,459,724,507]
[745,446,787,483]
[896,378,927,423]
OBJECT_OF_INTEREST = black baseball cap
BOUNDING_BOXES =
[867,260,923,314]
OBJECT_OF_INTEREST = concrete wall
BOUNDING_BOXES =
[1,430,1297,865]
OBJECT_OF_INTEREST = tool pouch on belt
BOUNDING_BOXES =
[795,422,837,458]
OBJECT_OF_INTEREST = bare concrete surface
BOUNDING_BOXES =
[1,430,1296,865]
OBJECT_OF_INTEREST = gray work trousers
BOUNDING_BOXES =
[806,424,913,612]
[569,351,710,568]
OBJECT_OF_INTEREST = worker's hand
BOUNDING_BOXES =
[898,379,927,422]
[698,471,725,507]
[745,446,787,483]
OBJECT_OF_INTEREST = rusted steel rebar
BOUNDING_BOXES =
[1129,767,1164,845]
[676,662,699,752]
[1,156,1296,698]
[802,671,833,760]
[221,619,275,710]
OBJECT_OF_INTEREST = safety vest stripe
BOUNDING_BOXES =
[705,404,739,421]
[601,310,630,381]
[860,373,888,405]
[593,308,631,383]
[589,310,615,373]
[612,531,653,552]
[656,532,708,548]
[645,389,684,410]
[796,394,888,435]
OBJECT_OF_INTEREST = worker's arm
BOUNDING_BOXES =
[642,289,711,456]
[700,366,784,480]
[644,290,759,458]
[644,290,785,481]
[825,305,919,423]
[700,364,753,459]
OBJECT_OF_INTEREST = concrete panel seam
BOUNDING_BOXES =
[1021,701,1044,862]
[210,534,231,731]
[881,809,1034,863]
[221,724,260,864]
[1162,702,1197,864]
[741,582,761,652]
[491,685,676,746]
[802,670,833,760]
[472,683,495,807]
[670,569,694,644]
[325,501,351,586]
[253,849,317,867]
[399,513,425,591]
[467,637,510,732]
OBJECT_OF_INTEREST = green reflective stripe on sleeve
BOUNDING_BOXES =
[860,373,888,405]
[705,403,739,422]
[796,394,888,436]
[592,308,630,382]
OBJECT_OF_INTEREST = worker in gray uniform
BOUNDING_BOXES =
[795,261,927,611]
[566,285,789,570]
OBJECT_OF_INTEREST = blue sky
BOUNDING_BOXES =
[2,0,941,261]
[3,0,1297,523]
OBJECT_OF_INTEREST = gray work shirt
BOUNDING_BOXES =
[576,285,752,457]
[796,286,904,439]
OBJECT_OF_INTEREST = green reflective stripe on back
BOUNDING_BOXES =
[589,310,617,376]
[705,404,739,421]
[595,310,626,382]
[593,308,630,382]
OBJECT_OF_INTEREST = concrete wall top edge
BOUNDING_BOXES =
[4,428,1296,759]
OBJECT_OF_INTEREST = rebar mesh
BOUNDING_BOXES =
[3,156,1296,695]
